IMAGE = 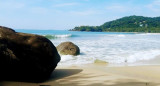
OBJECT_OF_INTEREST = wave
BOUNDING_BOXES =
[117,35,126,37]
[58,49,160,66]
[136,33,160,36]
[43,34,73,39]
[104,34,126,38]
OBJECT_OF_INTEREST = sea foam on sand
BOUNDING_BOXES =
[53,33,160,66]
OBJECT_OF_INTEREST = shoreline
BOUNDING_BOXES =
[69,30,160,34]
[1,64,160,86]
[58,55,160,67]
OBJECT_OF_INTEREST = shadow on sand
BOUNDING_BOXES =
[1,68,160,86]
[48,69,83,81]
[0,68,83,86]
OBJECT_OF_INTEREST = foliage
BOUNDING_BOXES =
[70,15,160,33]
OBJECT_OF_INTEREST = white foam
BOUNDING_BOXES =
[58,55,94,66]
[104,49,160,64]
[52,33,160,66]
[43,34,72,39]
[117,35,126,37]
[54,34,72,38]
[137,33,160,36]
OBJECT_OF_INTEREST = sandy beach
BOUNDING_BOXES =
[1,64,160,86]
[1,0,160,85]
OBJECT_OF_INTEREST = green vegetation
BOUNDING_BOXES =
[70,15,160,33]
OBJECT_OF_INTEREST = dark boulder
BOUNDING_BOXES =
[0,26,60,82]
[57,42,80,56]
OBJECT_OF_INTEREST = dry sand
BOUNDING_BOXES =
[1,64,160,86]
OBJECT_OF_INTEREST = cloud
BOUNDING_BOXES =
[30,7,49,14]
[105,2,146,14]
[0,1,25,10]
[146,0,160,12]
[106,5,128,12]
[54,2,79,7]
[83,0,90,1]
[70,10,99,16]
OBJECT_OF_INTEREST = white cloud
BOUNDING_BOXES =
[83,0,90,1]
[146,0,160,12]
[54,2,79,7]
[70,10,99,16]
[30,7,49,14]
[106,4,129,12]
[0,1,25,10]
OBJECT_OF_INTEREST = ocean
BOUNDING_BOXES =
[15,29,160,66]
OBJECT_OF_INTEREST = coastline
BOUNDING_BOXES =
[69,30,160,34]
[1,64,160,86]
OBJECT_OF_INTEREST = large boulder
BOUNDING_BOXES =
[57,42,80,56]
[0,26,60,82]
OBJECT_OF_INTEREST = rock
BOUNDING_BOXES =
[57,42,80,55]
[0,26,61,82]
[94,59,108,64]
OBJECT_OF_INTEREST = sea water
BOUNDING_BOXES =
[16,29,160,66]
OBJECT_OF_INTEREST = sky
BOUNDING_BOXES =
[0,0,160,30]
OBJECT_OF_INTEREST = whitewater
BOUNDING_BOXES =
[16,29,160,66]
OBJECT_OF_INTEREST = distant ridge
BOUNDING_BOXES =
[70,15,160,33]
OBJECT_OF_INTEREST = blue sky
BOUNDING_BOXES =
[0,0,160,30]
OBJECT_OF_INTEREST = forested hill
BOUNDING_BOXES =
[70,15,160,33]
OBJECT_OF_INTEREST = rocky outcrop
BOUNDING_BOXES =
[0,26,61,82]
[57,42,80,56]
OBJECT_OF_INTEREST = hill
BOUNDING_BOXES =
[70,15,160,33]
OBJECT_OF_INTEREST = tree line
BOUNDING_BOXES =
[70,15,160,33]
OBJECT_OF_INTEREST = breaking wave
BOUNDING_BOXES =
[43,34,73,39]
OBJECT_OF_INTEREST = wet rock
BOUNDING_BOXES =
[57,42,80,56]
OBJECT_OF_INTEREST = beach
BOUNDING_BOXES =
[14,30,160,66]
[1,63,160,86]
[0,30,159,86]
[1,0,160,85]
